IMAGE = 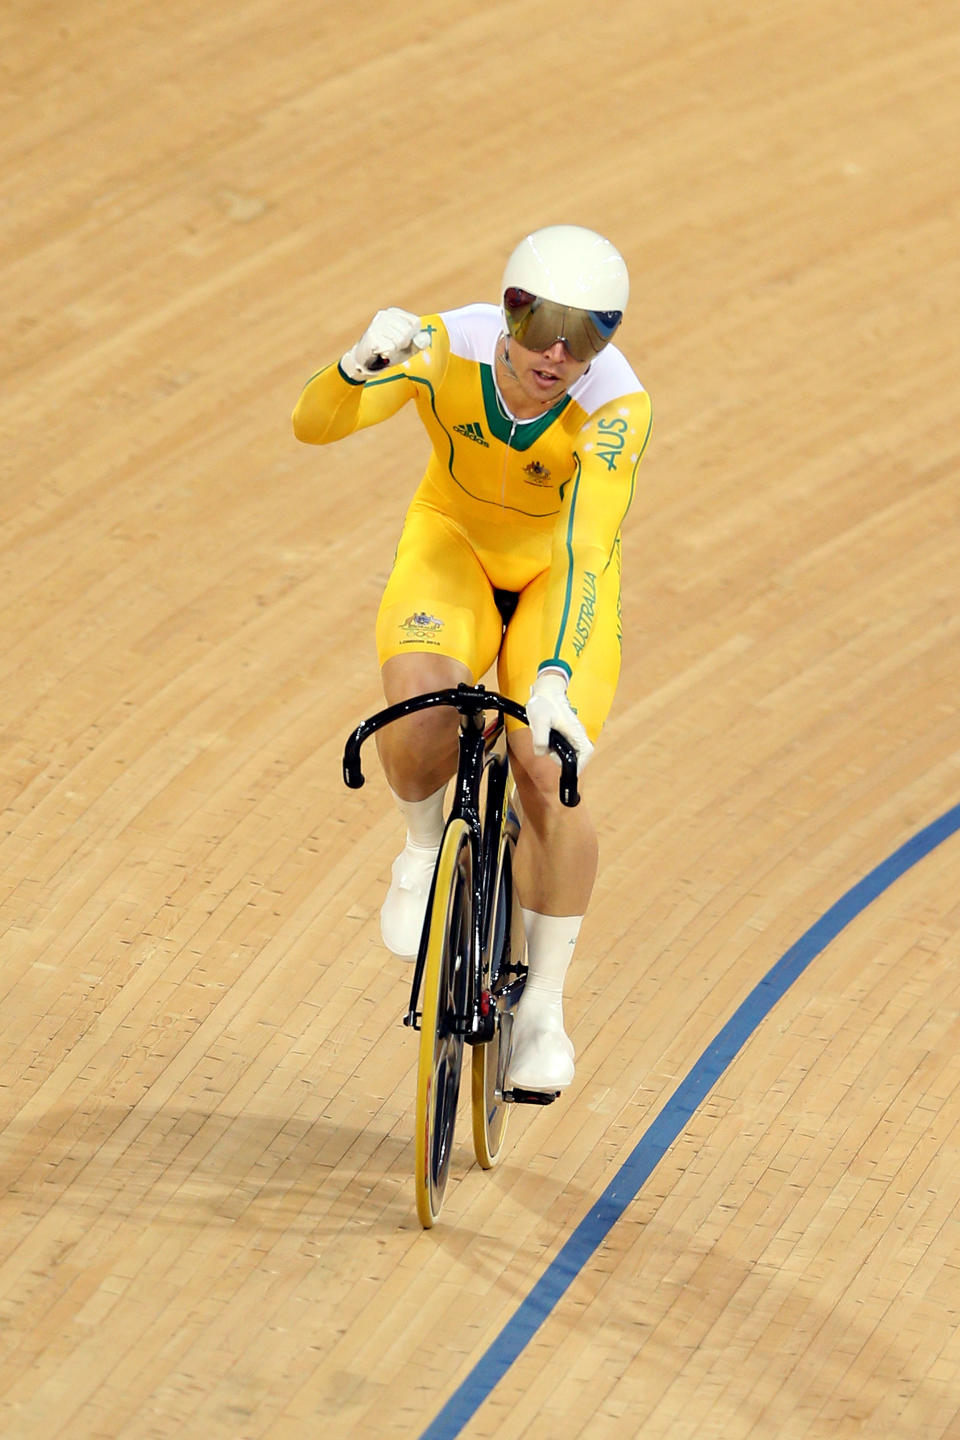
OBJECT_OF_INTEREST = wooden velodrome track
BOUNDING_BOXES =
[2,1,959,1436]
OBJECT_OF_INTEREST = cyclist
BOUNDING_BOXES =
[293,225,652,1093]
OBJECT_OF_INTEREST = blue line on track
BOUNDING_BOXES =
[420,800,960,1440]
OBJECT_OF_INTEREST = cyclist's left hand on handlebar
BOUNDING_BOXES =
[527,669,594,771]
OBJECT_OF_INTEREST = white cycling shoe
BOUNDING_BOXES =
[506,1002,575,1092]
[379,843,438,958]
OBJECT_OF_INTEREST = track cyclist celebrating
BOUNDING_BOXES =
[293,224,652,1093]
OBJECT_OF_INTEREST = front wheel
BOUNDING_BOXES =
[414,819,473,1228]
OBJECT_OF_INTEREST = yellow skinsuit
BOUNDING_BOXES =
[292,303,651,739]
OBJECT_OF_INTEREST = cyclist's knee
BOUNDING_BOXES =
[377,653,469,794]
[381,652,471,705]
[508,730,582,819]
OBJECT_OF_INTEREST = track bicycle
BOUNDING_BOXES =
[342,684,579,1227]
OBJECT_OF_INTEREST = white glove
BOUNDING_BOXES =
[526,668,594,771]
[340,308,430,381]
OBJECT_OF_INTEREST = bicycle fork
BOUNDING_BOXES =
[404,705,488,1039]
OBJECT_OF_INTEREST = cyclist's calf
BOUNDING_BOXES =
[507,728,597,916]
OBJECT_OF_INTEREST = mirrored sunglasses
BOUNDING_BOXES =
[503,287,622,362]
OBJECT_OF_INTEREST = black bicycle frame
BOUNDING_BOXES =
[342,683,580,1041]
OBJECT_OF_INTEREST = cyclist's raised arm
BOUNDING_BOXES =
[292,308,431,445]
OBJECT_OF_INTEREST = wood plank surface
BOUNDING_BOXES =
[2,1,959,1436]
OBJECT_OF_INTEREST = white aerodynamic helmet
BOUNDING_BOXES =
[501,224,629,360]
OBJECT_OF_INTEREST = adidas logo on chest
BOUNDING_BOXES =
[452,421,490,447]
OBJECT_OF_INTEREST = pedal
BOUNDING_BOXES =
[504,1086,560,1106]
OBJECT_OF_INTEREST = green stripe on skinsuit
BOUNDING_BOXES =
[363,371,458,481]
[550,459,582,660]
[604,399,653,569]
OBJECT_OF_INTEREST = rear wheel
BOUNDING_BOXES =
[414,820,472,1228]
